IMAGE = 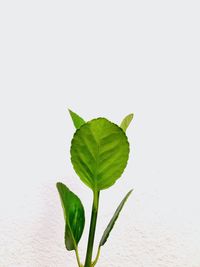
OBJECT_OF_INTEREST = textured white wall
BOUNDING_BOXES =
[0,1,200,266]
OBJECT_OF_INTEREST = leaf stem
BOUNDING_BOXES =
[91,247,101,267]
[84,191,100,267]
[75,247,82,267]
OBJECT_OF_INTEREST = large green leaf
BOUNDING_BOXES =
[70,118,130,191]
[56,182,85,251]
[120,113,134,132]
[68,109,86,129]
[99,189,133,247]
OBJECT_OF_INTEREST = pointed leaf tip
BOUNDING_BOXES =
[68,109,86,129]
[120,113,134,132]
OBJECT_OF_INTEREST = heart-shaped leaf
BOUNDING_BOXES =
[120,113,134,132]
[68,109,86,129]
[56,182,85,251]
[70,118,129,191]
[99,189,133,247]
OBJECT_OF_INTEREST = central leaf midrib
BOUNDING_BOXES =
[94,142,100,192]
[90,121,106,192]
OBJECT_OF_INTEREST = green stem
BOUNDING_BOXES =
[75,247,82,267]
[91,247,101,267]
[84,191,100,267]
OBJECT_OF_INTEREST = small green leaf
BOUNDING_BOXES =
[120,113,134,132]
[99,189,133,247]
[70,118,130,191]
[56,182,85,251]
[68,109,86,129]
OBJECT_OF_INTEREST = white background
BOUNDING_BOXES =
[0,1,200,266]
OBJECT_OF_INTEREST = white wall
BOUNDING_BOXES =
[0,1,200,266]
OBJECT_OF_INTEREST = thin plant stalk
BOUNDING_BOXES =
[75,247,82,267]
[84,191,100,267]
[91,247,101,267]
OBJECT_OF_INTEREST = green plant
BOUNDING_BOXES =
[57,110,134,267]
